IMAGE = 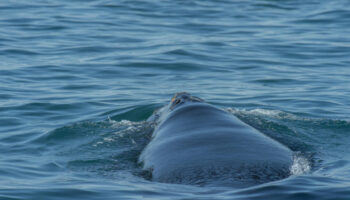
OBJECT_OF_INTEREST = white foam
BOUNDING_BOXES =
[108,118,147,132]
[226,107,299,120]
[250,108,283,116]
[103,137,113,142]
[109,118,140,127]
[90,118,152,147]
[290,153,311,175]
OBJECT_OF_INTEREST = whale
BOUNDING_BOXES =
[139,92,293,187]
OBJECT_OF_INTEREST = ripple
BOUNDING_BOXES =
[251,78,301,85]
[1,49,40,55]
[120,61,203,71]
[253,3,296,11]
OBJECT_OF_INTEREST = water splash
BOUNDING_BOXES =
[227,108,299,121]
[290,153,311,175]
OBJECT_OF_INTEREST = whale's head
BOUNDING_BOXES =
[149,92,204,124]
[169,92,204,110]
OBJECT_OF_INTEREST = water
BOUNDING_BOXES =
[1,0,350,199]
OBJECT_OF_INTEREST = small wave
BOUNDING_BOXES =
[103,104,159,122]
[30,117,155,181]
[304,9,350,22]
[252,3,296,10]
[2,49,40,56]
[227,107,350,125]
[251,78,299,85]
[120,61,203,72]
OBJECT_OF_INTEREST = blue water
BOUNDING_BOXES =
[1,0,350,199]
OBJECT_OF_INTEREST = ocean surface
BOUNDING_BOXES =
[1,0,350,199]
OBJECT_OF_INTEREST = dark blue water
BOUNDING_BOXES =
[1,0,350,199]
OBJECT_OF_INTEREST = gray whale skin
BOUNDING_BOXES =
[139,92,293,187]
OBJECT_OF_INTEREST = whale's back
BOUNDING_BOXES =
[139,103,293,187]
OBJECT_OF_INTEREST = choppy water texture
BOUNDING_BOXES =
[1,0,350,199]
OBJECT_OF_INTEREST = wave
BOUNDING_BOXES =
[31,118,154,181]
